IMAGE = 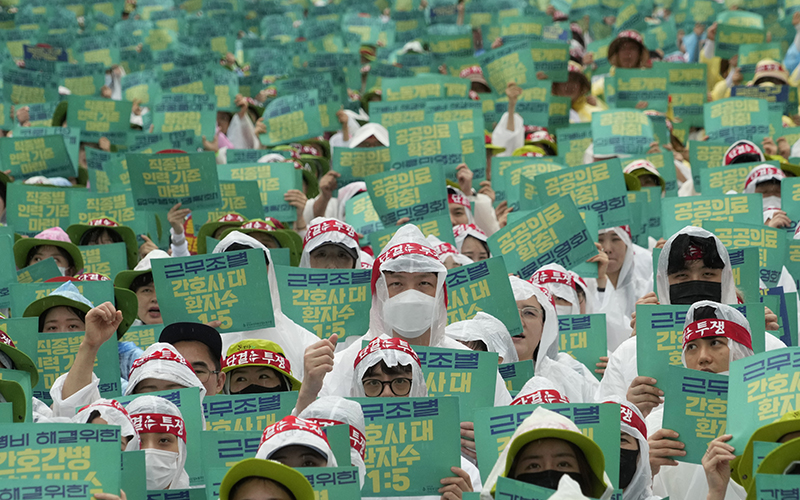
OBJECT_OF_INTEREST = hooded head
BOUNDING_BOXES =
[127,395,190,490]
[222,339,301,394]
[656,226,734,305]
[126,343,207,400]
[300,217,361,269]
[445,312,519,364]
[509,276,559,369]
[212,231,282,313]
[681,301,753,374]
[369,225,448,346]
[481,407,611,499]
[511,378,570,406]
[255,416,337,468]
[351,336,427,398]
[349,123,389,148]
[724,140,765,166]
[453,223,490,262]
[298,396,367,486]
[448,187,474,226]
[426,234,473,269]
[602,398,652,499]
[744,164,784,215]
[568,271,593,315]
[336,182,367,222]
[530,264,580,316]
[74,398,138,451]
[598,225,634,286]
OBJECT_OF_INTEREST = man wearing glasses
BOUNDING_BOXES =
[160,322,226,396]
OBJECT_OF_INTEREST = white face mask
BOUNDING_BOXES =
[383,289,436,339]
[555,304,573,317]
[57,266,69,277]
[762,196,781,211]
[145,448,179,490]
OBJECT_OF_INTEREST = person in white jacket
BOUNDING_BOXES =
[509,276,600,403]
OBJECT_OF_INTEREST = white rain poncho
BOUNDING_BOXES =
[255,415,338,466]
[212,231,321,381]
[127,395,190,490]
[125,343,206,401]
[648,302,754,500]
[490,111,525,158]
[510,378,571,406]
[453,223,489,256]
[349,123,389,147]
[595,226,653,351]
[742,164,785,194]
[596,226,787,403]
[351,336,428,398]
[510,277,599,403]
[300,217,362,269]
[298,396,367,486]
[73,398,139,446]
[426,234,474,267]
[602,397,657,500]
[480,406,614,500]
[530,264,582,316]
[445,312,519,364]
[569,271,599,315]
[320,224,511,406]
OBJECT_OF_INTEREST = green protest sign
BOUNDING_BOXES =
[55,62,105,96]
[549,95,572,131]
[782,177,800,234]
[159,64,213,95]
[71,33,121,67]
[479,42,538,95]
[79,243,129,278]
[121,68,161,105]
[298,467,363,499]
[529,41,569,82]
[473,403,621,483]
[505,158,564,210]
[217,162,301,222]
[493,83,552,131]
[738,43,782,82]
[704,98,771,143]
[727,347,800,450]
[667,69,707,128]
[6,183,71,236]
[152,93,217,138]
[662,364,728,464]
[731,86,791,116]
[755,474,800,499]
[66,95,133,142]
[352,396,461,497]
[191,180,264,230]
[367,101,425,129]
[699,161,768,196]
[661,194,762,237]
[260,90,324,147]
[636,303,765,386]
[609,68,669,112]
[703,221,787,288]
[427,33,474,58]
[535,158,631,228]
[592,109,655,156]
[368,215,455,253]
[498,360,535,397]
[716,23,765,59]
[117,387,205,486]
[498,14,548,41]
[14,126,80,173]
[202,392,298,432]
[0,135,75,180]
[0,234,15,308]
[381,75,470,102]
[272,266,372,342]
[488,196,595,277]
[3,62,60,104]
[21,101,60,128]
[120,323,165,351]
[0,424,121,495]
[365,164,449,226]
[127,151,222,211]
[16,257,61,284]
[556,122,593,167]
[201,431,262,478]
[446,257,524,337]
[68,191,139,232]
[558,314,607,381]
[151,247,274,332]
[688,141,729,193]
[345,193,385,236]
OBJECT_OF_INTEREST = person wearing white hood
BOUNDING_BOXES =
[594,226,653,352]
[480,406,613,499]
[427,234,474,269]
[596,226,785,406]
[212,231,321,381]
[509,276,599,403]
[742,163,792,229]
[453,223,491,262]
[530,264,582,317]
[445,312,519,365]
[74,398,139,452]
[256,415,338,468]
[603,398,659,500]
[127,395,191,490]
[300,217,362,269]
[645,301,754,500]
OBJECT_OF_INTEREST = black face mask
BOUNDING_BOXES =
[619,448,640,490]
[233,383,285,394]
[785,462,800,475]
[669,280,722,305]
[514,470,585,491]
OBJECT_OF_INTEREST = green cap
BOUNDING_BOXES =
[66,217,139,269]
[219,459,315,500]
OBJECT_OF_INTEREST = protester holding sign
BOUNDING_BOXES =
[73,398,138,452]
[299,217,363,269]
[255,415,337,467]
[114,249,170,326]
[13,226,83,277]
[222,339,302,395]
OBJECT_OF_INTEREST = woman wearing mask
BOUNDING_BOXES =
[603,398,659,500]
[509,276,599,403]
[222,340,302,395]
[13,227,83,277]
[127,395,191,490]
[480,406,612,498]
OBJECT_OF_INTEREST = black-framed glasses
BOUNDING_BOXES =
[193,368,220,383]
[362,378,412,397]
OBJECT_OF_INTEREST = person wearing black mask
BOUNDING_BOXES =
[604,398,659,500]
[221,340,301,395]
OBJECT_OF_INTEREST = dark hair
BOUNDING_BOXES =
[464,340,488,352]
[229,477,296,500]
[39,306,87,333]
[86,409,102,424]
[755,179,781,190]
[364,360,412,379]
[510,440,595,496]
[224,243,270,266]
[667,234,724,275]
[130,272,154,293]
[80,227,123,246]
[0,180,6,204]
[692,305,719,321]
[26,246,73,267]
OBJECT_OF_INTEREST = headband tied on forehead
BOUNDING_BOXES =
[303,219,359,246]
[684,244,703,261]
[260,416,328,446]
[448,192,471,209]
[354,337,421,369]
[129,347,195,378]
[683,319,752,351]
[617,402,647,438]
[305,417,367,459]
[222,349,292,374]
[530,269,576,289]
[511,389,570,406]
[131,413,187,442]
[370,242,440,294]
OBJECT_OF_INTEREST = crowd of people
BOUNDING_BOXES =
[2,0,800,499]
